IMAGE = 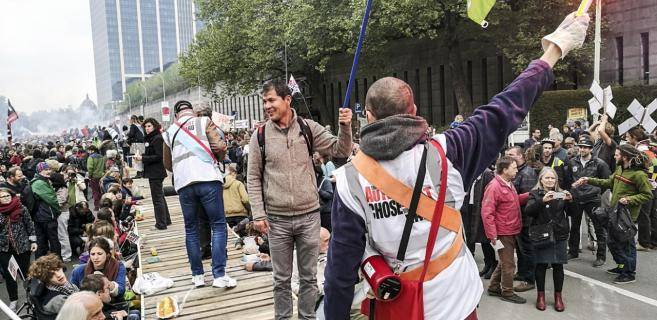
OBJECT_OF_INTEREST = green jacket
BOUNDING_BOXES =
[86,153,106,179]
[588,166,653,220]
[30,175,61,215]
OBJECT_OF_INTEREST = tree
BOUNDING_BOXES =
[182,0,595,118]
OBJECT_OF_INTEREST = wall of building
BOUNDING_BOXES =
[600,0,656,86]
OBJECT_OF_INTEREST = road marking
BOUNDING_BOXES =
[565,270,657,307]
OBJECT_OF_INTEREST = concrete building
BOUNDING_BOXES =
[601,0,657,86]
[90,0,203,108]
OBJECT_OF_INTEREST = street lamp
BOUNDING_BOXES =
[123,92,132,114]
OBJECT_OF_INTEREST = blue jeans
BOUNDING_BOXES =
[608,235,637,275]
[178,181,227,278]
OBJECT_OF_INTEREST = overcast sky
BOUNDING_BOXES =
[0,0,96,114]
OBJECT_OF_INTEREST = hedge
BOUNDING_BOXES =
[529,85,657,137]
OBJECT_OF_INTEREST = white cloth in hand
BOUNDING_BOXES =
[542,12,590,59]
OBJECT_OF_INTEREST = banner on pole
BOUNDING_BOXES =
[234,119,249,129]
[161,102,171,122]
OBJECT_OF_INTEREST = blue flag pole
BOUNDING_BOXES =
[341,0,374,109]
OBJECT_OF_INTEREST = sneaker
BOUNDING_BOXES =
[606,265,623,275]
[592,258,606,268]
[613,274,636,284]
[567,253,579,260]
[514,281,535,292]
[213,275,237,288]
[637,244,651,252]
[501,294,527,304]
[191,274,205,287]
[487,289,502,297]
[513,273,522,281]
[9,300,17,312]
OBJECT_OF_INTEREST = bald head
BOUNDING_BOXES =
[365,77,415,120]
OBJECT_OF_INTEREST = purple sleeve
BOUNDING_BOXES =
[324,192,367,320]
[444,60,554,187]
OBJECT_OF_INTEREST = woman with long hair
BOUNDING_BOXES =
[134,117,171,230]
[0,187,37,311]
[525,167,572,312]
[70,237,126,302]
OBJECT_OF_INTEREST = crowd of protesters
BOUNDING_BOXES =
[0,119,153,319]
[467,112,655,312]
[4,100,657,319]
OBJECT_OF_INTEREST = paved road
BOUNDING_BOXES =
[3,230,657,320]
[475,242,657,320]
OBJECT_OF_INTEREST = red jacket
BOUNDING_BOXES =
[481,175,527,240]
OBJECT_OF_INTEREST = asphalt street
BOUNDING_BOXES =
[476,241,657,320]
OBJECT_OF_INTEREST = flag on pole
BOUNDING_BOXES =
[288,74,301,95]
[466,0,496,28]
[6,99,18,144]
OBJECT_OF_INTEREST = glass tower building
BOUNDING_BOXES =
[90,0,201,108]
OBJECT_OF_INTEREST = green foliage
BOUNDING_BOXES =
[117,63,188,113]
[495,0,598,87]
[182,0,597,115]
[530,86,657,136]
[180,0,374,97]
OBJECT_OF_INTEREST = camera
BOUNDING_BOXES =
[553,192,566,199]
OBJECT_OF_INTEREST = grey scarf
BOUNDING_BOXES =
[360,115,429,160]
[47,281,79,296]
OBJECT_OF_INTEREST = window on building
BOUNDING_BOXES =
[440,65,446,126]
[616,36,624,85]
[641,32,650,84]
[481,58,488,102]
[467,60,473,104]
[427,67,433,125]
[497,55,504,91]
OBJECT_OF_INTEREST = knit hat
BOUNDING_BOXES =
[36,162,50,173]
[45,159,62,172]
[618,144,647,168]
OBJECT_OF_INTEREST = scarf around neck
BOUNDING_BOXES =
[359,114,429,160]
[84,256,120,282]
[46,281,79,296]
[0,197,23,223]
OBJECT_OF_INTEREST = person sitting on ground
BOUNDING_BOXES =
[28,253,79,315]
[80,274,139,320]
[70,237,127,302]
[101,171,121,194]
[120,178,144,201]
[223,163,251,227]
[69,201,94,257]
[54,291,105,320]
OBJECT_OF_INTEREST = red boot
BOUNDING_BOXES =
[554,292,565,312]
[535,291,546,311]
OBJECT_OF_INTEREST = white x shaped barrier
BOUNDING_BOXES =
[618,99,657,135]
[588,81,617,119]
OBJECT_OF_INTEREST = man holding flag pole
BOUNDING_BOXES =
[324,3,591,319]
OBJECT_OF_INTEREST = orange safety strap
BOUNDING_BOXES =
[351,151,461,233]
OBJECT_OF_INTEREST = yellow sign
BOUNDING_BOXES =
[568,108,587,120]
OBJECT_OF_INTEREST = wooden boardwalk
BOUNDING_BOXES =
[134,180,281,319]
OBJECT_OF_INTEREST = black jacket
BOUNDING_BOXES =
[513,163,538,194]
[127,124,145,145]
[525,189,570,241]
[568,155,611,204]
[0,205,36,254]
[142,132,167,179]
[68,206,94,238]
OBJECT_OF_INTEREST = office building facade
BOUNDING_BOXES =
[90,0,202,108]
